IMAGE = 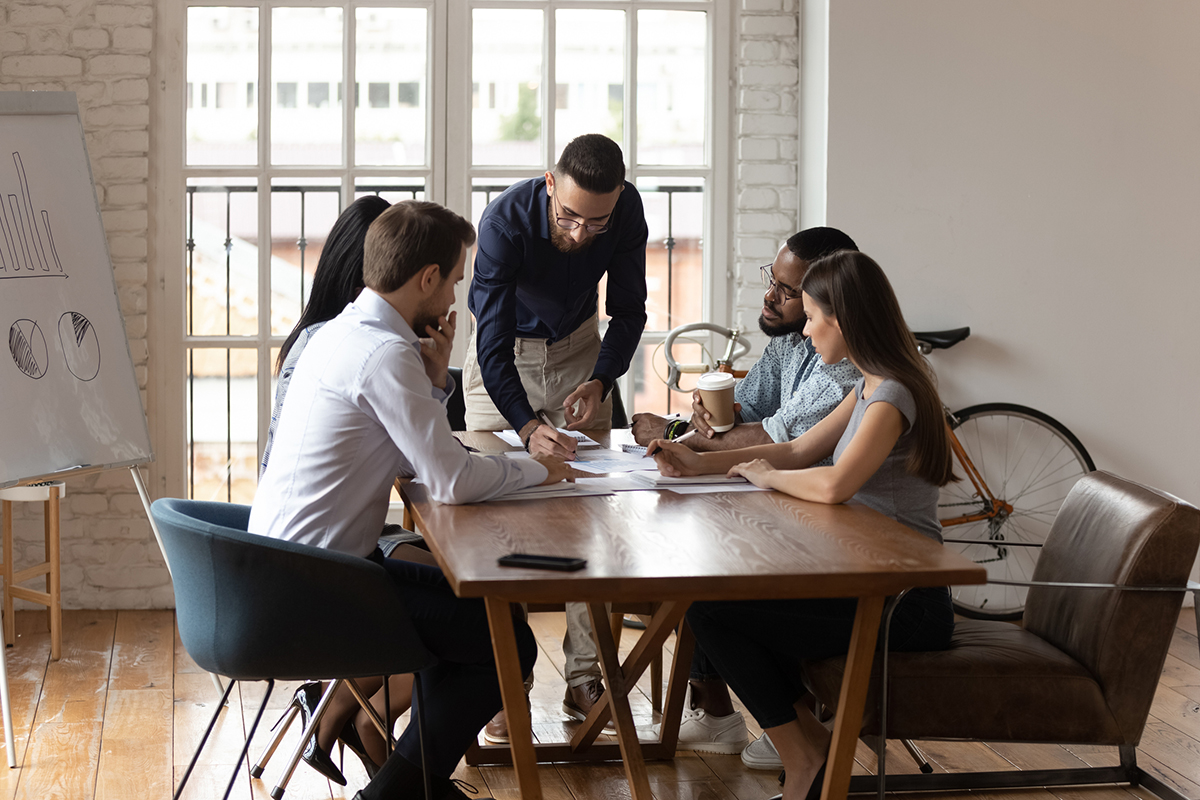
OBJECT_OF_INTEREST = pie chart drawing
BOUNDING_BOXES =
[59,311,101,382]
[9,319,48,380]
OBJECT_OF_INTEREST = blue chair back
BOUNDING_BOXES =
[152,497,435,681]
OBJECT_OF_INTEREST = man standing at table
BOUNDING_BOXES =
[464,133,648,738]
[252,200,576,800]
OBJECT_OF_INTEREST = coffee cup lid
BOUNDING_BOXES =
[696,372,736,390]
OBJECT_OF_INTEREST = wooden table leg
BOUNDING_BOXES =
[586,602,653,800]
[484,597,542,800]
[570,600,690,751]
[655,615,695,752]
[822,594,885,800]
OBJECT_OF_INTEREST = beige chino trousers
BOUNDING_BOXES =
[463,314,612,686]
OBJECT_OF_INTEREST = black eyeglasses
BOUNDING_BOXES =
[760,264,803,301]
[552,193,611,235]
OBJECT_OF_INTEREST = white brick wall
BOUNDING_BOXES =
[0,0,170,609]
[734,0,800,355]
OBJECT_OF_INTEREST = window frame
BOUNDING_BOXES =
[153,0,730,500]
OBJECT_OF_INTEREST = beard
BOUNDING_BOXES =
[411,297,444,339]
[758,302,807,337]
[548,203,596,254]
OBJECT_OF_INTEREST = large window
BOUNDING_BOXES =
[158,1,729,502]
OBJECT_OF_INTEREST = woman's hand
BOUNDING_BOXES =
[728,458,776,489]
[649,439,705,477]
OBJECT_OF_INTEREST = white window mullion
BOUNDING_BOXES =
[543,0,555,171]
[626,4,637,176]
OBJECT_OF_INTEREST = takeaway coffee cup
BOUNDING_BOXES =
[696,372,737,432]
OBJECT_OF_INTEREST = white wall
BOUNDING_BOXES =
[822,1,1200,522]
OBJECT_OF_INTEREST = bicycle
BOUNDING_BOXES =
[916,328,1094,620]
[662,323,1095,620]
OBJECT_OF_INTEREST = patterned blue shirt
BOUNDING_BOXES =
[735,333,861,449]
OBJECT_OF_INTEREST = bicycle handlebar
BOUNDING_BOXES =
[663,322,752,392]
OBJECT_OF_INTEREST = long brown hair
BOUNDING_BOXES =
[801,251,956,486]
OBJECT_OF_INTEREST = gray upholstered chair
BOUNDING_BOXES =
[804,471,1200,800]
[152,498,438,800]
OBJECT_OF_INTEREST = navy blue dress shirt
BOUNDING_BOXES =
[468,176,648,431]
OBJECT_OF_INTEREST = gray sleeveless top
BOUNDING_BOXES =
[832,378,942,543]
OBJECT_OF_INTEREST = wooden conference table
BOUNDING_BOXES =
[400,430,985,800]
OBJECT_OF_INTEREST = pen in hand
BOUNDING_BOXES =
[648,428,697,457]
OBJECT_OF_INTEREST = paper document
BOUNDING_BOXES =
[495,428,603,449]
[664,483,771,495]
[503,446,656,473]
[484,481,616,502]
[627,472,750,487]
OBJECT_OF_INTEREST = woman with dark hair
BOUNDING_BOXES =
[261,194,391,474]
[649,250,957,800]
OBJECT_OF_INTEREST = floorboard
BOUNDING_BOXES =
[0,608,1193,799]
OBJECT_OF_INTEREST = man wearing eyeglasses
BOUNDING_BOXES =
[465,133,647,455]
[464,133,648,740]
[633,227,862,455]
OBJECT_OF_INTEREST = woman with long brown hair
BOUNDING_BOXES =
[649,250,957,800]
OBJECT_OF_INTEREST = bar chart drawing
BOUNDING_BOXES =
[0,151,66,279]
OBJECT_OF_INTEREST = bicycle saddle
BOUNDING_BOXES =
[912,327,970,350]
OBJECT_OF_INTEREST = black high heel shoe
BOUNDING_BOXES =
[338,717,381,779]
[291,682,348,786]
[771,761,827,800]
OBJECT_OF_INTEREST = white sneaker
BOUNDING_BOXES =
[741,732,783,770]
[675,686,749,754]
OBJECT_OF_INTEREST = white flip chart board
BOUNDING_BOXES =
[0,92,152,488]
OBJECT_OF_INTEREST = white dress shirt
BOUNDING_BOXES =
[249,289,548,557]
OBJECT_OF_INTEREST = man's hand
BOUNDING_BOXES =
[532,454,585,485]
[631,412,669,446]
[690,389,741,439]
[419,311,456,390]
[520,419,578,459]
[563,379,604,430]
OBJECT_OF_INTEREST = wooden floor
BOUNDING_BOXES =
[0,607,1196,800]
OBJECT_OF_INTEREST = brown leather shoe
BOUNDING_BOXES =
[562,679,616,732]
[483,709,509,744]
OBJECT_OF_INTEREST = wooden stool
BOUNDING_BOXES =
[0,482,64,661]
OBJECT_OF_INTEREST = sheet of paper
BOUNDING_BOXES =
[575,475,652,492]
[495,428,602,448]
[627,472,750,487]
[570,456,659,474]
[664,483,772,494]
[484,482,616,502]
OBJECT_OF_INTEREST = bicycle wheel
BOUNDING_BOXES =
[940,403,1095,620]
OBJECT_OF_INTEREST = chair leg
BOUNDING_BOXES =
[224,679,273,800]
[0,638,15,768]
[414,672,432,800]
[268,680,342,800]
[901,738,933,773]
[174,677,238,800]
[2,501,13,649]
[250,701,298,779]
[46,488,61,662]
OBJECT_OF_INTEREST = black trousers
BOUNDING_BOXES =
[362,556,537,792]
[686,586,954,729]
